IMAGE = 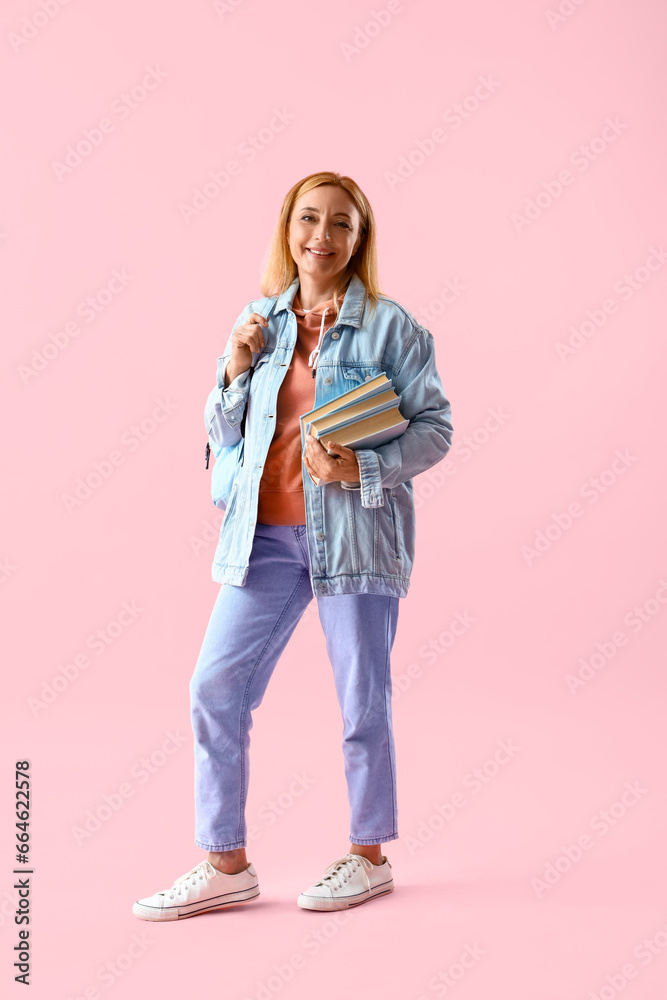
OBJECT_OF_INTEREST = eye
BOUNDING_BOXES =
[299,215,351,230]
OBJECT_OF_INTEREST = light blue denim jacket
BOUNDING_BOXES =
[204,272,453,598]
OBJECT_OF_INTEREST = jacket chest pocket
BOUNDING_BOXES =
[341,365,385,385]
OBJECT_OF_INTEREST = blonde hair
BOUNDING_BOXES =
[260,171,383,322]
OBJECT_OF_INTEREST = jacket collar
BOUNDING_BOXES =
[272,271,368,328]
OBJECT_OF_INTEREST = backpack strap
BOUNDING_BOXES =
[238,293,281,443]
[205,293,281,469]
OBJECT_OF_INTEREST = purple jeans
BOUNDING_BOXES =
[190,521,400,850]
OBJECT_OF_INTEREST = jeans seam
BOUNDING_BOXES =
[236,567,310,844]
[295,525,309,562]
[384,596,397,838]
[350,832,399,845]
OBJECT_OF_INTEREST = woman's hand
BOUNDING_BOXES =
[224,313,268,387]
[303,435,360,485]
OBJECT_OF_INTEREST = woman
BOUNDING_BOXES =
[133,171,453,920]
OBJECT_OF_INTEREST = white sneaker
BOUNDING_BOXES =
[132,860,259,921]
[297,853,394,911]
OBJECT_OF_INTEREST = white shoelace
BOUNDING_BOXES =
[160,860,217,900]
[318,855,369,891]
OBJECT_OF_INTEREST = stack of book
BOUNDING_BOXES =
[300,372,408,486]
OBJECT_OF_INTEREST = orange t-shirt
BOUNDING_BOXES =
[256,290,344,525]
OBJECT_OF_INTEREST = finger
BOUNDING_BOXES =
[247,314,269,352]
[252,325,267,352]
[234,327,264,354]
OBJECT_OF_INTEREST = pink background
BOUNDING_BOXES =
[2,0,666,997]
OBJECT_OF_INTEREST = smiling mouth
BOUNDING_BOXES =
[306,248,335,257]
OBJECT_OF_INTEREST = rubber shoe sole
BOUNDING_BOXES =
[297,879,393,911]
[133,885,260,921]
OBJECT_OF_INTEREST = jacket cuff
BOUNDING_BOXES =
[355,448,384,508]
[217,357,250,429]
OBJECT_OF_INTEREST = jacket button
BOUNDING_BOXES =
[324,376,332,385]
[331,332,339,339]
[318,582,326,592]
[316,532,324,540]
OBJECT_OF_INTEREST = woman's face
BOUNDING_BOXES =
[288,186,362,284]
